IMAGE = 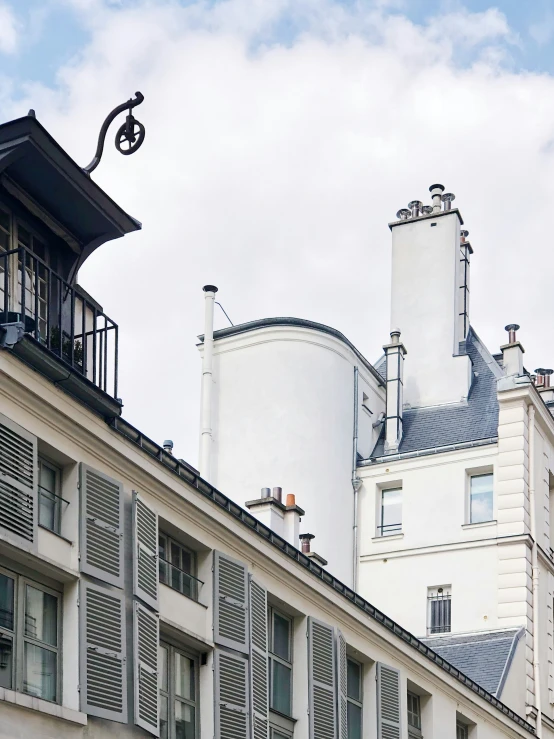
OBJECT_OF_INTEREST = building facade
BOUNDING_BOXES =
[197,189,554,735]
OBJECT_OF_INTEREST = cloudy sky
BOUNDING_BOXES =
[1,0,554,466]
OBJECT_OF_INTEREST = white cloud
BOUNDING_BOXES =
[4,1,554,467]
[0,2,19,54]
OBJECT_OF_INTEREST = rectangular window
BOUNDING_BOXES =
[347,658,362,739]
[38,458,63,535]
[159,641,199,739]
[268,607,293,717]
[456,721,469,739]
[379,488,402,536]
[158,533,199,602]
[0,566,60,701]
[407,692,422,738]
[428,587,451,635]
[469,473,493,524]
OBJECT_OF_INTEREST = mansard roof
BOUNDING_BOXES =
[368,328,502,461]
[422,629,523,698]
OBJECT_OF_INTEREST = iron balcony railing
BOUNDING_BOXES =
[158,557,203,603]
[0,245,119,398]
[377,522,402,536]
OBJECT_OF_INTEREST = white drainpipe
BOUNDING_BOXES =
[528,403,542,737]
[352,366,362,591]
[199,285,217,481]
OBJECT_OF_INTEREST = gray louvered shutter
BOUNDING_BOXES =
[80,580,127,722]
[377,663,401,739]
[133,492,158,610]
[214,649,249,739]
[213,550,249,654]
[250,578,269,739]
[308,617,336,739]
[80,464,124,588]
[134,601,159,736]
[0,413,38,550]
[336,630,348,739]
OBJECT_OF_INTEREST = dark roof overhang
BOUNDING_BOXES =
[0,115,141,282]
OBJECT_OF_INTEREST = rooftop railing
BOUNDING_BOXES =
[0,245,119,399]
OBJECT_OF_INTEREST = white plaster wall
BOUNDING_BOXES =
[390,211,471,408]
[203,325,385,585]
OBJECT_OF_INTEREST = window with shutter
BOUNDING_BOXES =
[134,601,159,736]
[250,578,269,739]
[307,617,336,739]
[214,649,249,739]
[80,464,124,588]
[133,492,159,610]
[0,413,38,550]
[336,630,348,739]
[80,581,127,722]
[377,663,401,739]
[213,551,249,654]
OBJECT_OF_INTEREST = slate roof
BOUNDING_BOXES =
[422,629,522,696]
[370,328,501,458]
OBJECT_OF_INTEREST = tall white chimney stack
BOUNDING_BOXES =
[383,329,406,454]
[199,285,218,480]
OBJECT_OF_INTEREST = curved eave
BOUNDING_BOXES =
[198,317,385,386]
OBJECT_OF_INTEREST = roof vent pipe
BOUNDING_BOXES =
[272,486,282,503]
[421,205,433,215]
[408,200,422,218]
[544,370,553,388]
[299,533,315,553]
[535,369,553,388]
[429,183,445,212]
[261,487,271,499]
[505,323,520,344]
[441,192,455,211]
[163,440,174,454]
[461,230,469,243]
[396,208,411,220]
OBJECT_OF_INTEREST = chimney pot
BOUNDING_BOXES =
[544,369,553,388]
[390,329,401,344]
[272,486,282,503]
[505,323,520,344]
[202,284,218,293]
[163,440,174,454]
[396,208,411,221]
[441,193,455,211]
[408,200,423,218]
[421,205,433,215]
[299,533,315,553]
[286,493,296,507]
[429,183,445,212]
[261,487,271,499]
[461,229,469,242]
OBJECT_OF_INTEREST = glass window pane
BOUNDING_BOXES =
[347,659,361,701]
[0,573,15,631]
[175,700,195,739]
[159,645,168,692]
[39,489,57,532]
[382,488,402,534]
[23,643,57,701]
[25,585,58,646]
[170,542,181,567]
[17,223,31,247]
[272,613,290,661]
[0,633,13,689]
[0,208,10,234]
[470,474,493,523]
[159,534,167,560]
[181,550,192,575]
[160,695,169,739]
[39,463,57,493]
[347,702,362,739]
[174,652,195,700]
[271,660,292,715]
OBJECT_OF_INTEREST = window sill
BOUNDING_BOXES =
[372,533,404,542]
[0,687,87,726]
[461,520,497,531]
[38,524,73,544]
[269,708,296,733]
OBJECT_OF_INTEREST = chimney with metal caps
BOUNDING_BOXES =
[283,493,305,548]
[383,329,407,454]
[501,324,524,376]
[429,183,445,212]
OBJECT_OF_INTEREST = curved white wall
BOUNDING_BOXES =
[199,323,385,586]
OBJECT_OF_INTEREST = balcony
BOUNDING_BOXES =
[0,245,121,418]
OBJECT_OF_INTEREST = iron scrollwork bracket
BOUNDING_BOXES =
[83,91,145,175]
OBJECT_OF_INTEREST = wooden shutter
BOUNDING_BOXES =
[213,550,249,654]
[377,663,401,739]
[133,492,159,610]
[0,413,38,550]
[308,617,336,739]
[80,464,124,588]
[250,578,269,739]
[134,601,159,736]
[214,649,249,739]
[80,580,127,722]
[336,630,348,739]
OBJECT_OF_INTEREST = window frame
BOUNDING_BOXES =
[0,564,62,703]
[38,456,63,535]
[346,656,363,739]
[158,532,199,602]
[407,691,422,738]
[159,639,199,739]
[378,486,402,537]
[468,472,494,525]
[268,605,293,718]
[427,586,452,635]
[456,720,469,739]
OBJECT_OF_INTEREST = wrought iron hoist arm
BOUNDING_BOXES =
[83,91,145,175]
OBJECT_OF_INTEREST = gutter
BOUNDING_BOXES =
[361,437,498,466]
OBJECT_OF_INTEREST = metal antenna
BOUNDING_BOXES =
[83,91,145,175]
